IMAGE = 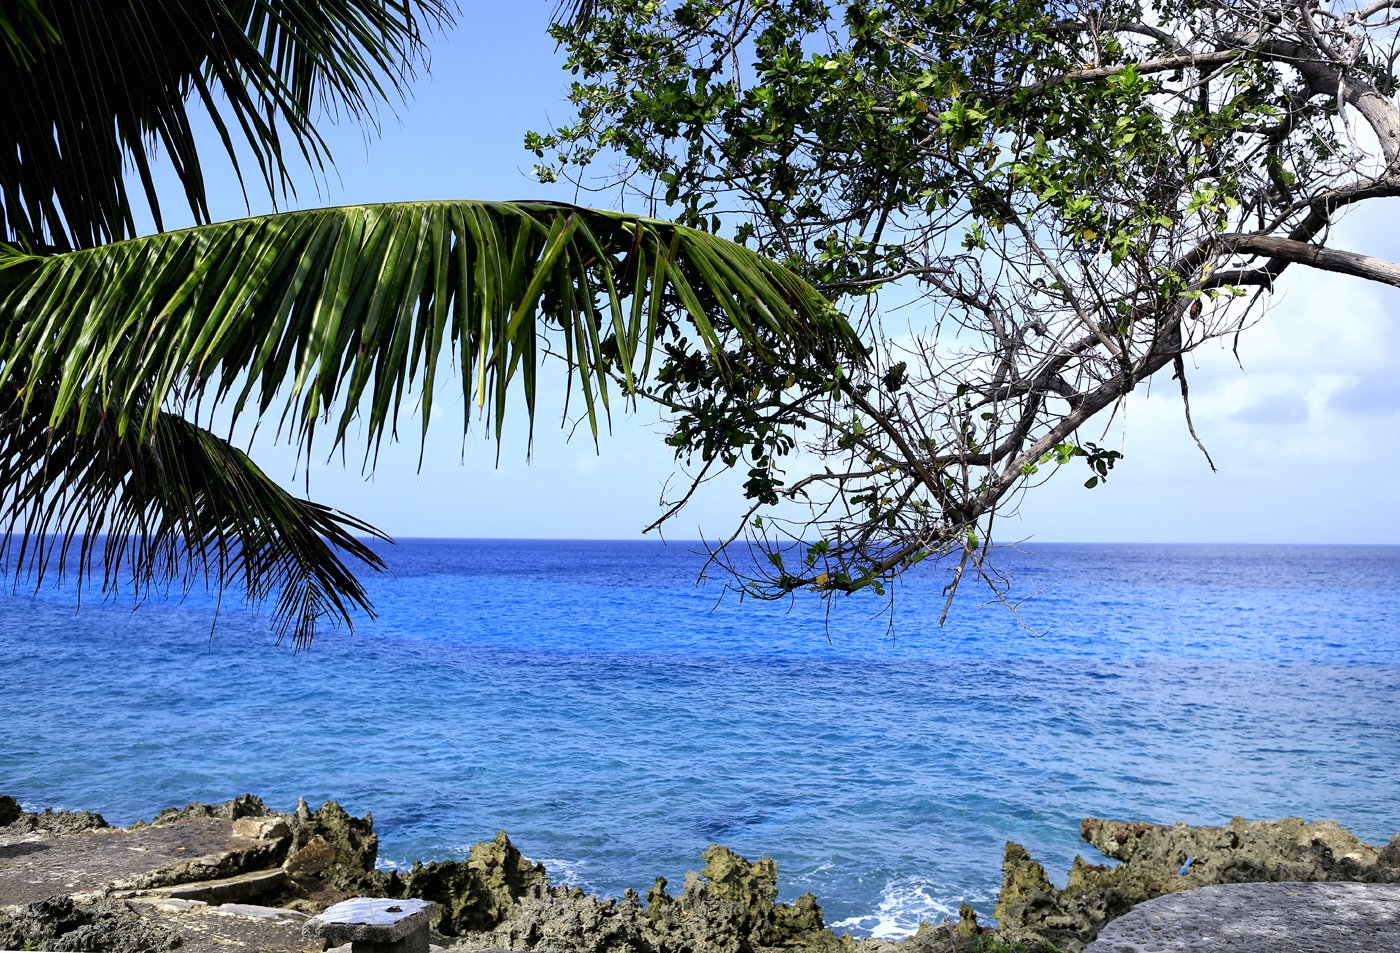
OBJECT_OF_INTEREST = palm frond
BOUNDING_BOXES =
[551,0,597,31]
[0,201,859,460]
[0,0,452,252]
[0,1,58,70]
[0,386,387,649]
[0,200,858,645]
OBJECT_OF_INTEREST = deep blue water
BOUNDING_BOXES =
[2,541,1397,937]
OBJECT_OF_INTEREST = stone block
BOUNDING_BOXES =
[304,897,439,953]
[159,868,289,902]
[233,817,291,841]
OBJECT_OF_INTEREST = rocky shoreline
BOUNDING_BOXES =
[2,794,1398,953]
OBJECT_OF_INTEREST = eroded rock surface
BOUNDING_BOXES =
[645,845,837,953]
[0,896,181,953]
[995,817,1400,951]
[147,794,272,825]
[384,830,549,935]
[0,794,381,912]
[287,797,381,895]
[1086,881,1400,952]
[3,800,111,837]
[373,833,849,953]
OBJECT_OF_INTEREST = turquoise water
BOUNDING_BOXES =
[2,541,1398,937]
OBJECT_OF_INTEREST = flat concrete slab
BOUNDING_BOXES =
[1087,882,1400,952]
[306,897,439,953]
[143,898,320,953]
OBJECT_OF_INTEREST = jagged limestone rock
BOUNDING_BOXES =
[288,797,381,893]
[457,883,659,953]
[992,841,1060,946]
[954,903,978,938]
[1081,816,1397,884]
[147,794,272,825]
[639,847,843,953]
[385,831,549,935]
[3,804,110,835]
[994,817,1400,952]
[644,876,672,926]
[696,844,829,949]
[847,919,985,953]
[1381,834,1400,868]
[398,837,845,953]
[0,896,181,953]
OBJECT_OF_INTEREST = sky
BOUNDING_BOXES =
[137,5,1400,545]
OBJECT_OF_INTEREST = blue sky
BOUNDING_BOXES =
[141,6,1400,544]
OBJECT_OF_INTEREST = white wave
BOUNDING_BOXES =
[533,856,595,891]
[830,878,962,940]
[373,850,595,891]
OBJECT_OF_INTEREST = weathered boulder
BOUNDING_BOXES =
[114,815,289,892]
[232,816,291,842]
[0,896,181,953]
[283,834,338,878]
[994,817,1400,951]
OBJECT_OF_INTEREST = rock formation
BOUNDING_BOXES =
[381,835,844,953]
[5,793,1400,953]
[994,816,1400,951]
[383,830,549,934]
[2,795,110,836]
[0,896,181,953]
[286,797,382,895]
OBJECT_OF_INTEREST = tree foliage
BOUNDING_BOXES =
[0,1,860,645]
[543,0,1400,608]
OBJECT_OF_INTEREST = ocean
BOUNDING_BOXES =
[2,540,1397,938]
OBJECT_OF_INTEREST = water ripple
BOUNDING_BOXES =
[2,541,1397,935]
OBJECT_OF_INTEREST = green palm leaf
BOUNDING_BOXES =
[0,200,859,644]
[0,200,854,447]
[0,385,386,648]
[0,0,450,252]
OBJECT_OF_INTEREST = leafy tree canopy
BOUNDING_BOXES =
[541,0,1400,611]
